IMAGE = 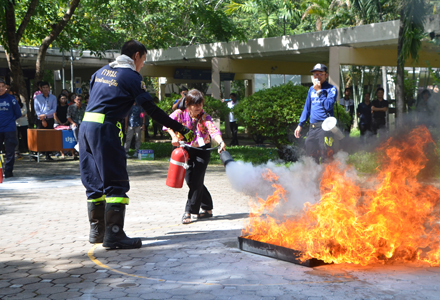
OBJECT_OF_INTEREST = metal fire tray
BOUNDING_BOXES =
[238,236,327,268]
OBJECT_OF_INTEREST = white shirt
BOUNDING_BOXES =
[225,100,237,122]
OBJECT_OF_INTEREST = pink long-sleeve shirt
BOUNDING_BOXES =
[163,109,221,147]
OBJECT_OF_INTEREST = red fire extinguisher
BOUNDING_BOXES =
[166,146,189,188]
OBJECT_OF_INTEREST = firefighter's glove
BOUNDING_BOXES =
[179,126,195,142]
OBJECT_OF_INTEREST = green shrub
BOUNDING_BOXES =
[233,82,309,149]
[203,95,229,120]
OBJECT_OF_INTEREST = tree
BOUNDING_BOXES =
[395,0,430,127]
[225,0,301,37]
[0,0,80,123]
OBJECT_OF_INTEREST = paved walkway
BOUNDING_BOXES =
[1,156,440,299]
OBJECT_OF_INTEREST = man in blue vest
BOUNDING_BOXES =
[0,79,22,178]
[80,40,194,250]
[294,64,338,163]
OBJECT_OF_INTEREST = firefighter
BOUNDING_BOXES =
[294,64,338,164]
[79,40,194,250]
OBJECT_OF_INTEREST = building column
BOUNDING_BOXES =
[211,58,221,100]
[158,77,166,101]
[329,47,341,97]
[244,75,255,97]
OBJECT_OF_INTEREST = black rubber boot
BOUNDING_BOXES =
[102,203,142,250]
[88,201,105,243]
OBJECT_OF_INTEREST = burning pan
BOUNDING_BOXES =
[238,236,327,268]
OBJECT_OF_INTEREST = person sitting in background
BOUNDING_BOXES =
[54,94,70,127]
[68,92,76,105]
[124,102,146,158]
[67,94,86,160]
[164,89,226,224]
[34,81,57,161]
[54,94,71,159]
[84,94,89,107]
[221,93,239,146]
[14,94,28,159]
[172,87,188,110]
[0,79,22,178]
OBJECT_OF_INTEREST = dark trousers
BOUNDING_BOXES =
[16,126,28,152]
[230,121,239,146]
[0,131,18,174]
[36,118,54,157]
[371,118,386,136]
[359,123,372,143]
[184,144,213,214]
[153,121,163,137]
[305,126,334,164]
[79,121,129,200]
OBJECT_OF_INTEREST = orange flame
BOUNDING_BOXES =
[242,126,440,266]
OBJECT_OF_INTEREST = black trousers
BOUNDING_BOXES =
[371,118,386,136]
[359,123,372,143]
[305,126,334,164]
[16,126,28,152]
[184,144,213,214]
[0,131,18,174]
[35,118,54,157]
[230,121,239,146]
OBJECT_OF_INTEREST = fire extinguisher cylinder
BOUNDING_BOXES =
[166,147,189,188]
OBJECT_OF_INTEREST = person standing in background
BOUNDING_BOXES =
[221,93,239,146]
[371,87,388,137]
[357,92,372,144]
[14,94,29,159]
[0,79,22,178]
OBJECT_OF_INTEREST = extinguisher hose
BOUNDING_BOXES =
[179,142,220,152]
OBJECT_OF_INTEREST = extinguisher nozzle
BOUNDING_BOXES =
[219,150,235,167]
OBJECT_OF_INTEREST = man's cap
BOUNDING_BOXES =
[0,78,6,84]
[310,63,328,73]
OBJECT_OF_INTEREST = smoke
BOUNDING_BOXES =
[225,155,347,214]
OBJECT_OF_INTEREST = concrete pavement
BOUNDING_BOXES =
[1,156,440,299]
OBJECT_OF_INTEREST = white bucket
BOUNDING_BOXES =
[322,117,345,140]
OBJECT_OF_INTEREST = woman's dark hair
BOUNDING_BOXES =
[14,93,23,108]
[185,89,205,106]
[58,93,67,105]
[376,87,384,95]
[121,40,147,59]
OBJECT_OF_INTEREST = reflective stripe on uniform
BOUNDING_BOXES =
[116,121,123,146]
[87,195,106,202]
[105,197,129,204]
[83,112,105,123]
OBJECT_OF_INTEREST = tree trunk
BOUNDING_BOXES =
[34,0,81,91]
[396,15,405,129]
[4,1,32,124]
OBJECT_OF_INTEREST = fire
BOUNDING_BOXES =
[242,126,440,266]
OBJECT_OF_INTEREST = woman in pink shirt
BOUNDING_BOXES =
[165,89,226,224]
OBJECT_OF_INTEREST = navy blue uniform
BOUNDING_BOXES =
[298,82,338,163]
[79,64,184,204]
[0,93,22,176]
